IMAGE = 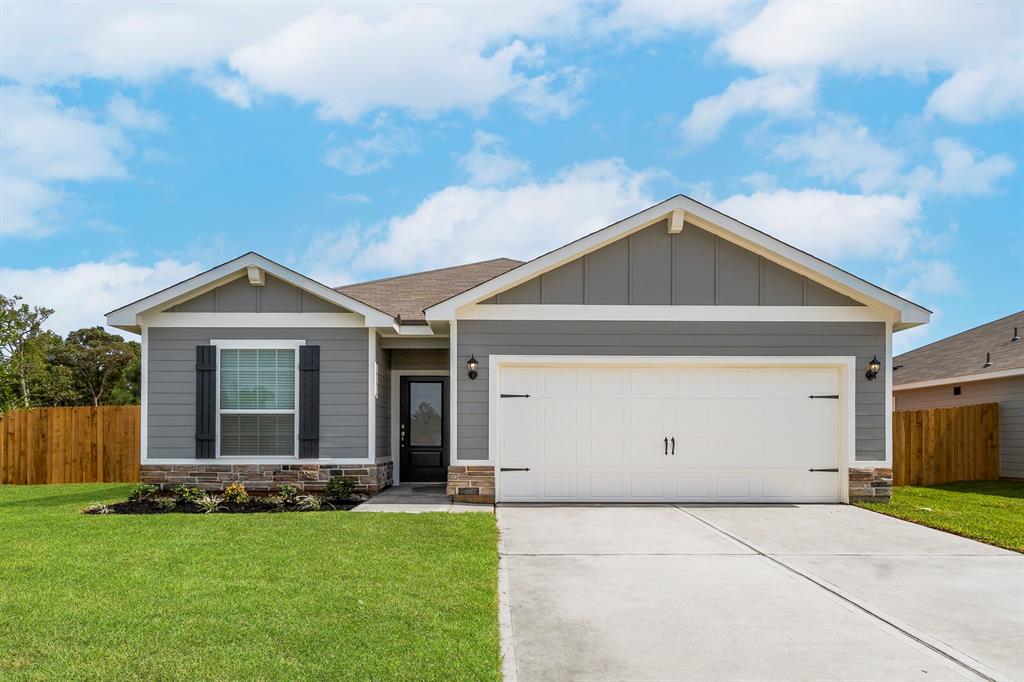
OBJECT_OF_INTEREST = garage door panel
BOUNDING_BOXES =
[497,364,843,503]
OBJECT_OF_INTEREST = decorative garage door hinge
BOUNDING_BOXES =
[808,394,840,399]
[808,468,840,472]
[500,393,531,398]
[500,467,531,472]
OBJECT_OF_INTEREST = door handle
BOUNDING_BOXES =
[671,437,675,455]
[664,437,668,455]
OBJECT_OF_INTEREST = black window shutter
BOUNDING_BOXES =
[299,345,320,458]
[195,345,216,459]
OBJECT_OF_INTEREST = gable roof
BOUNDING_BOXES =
[893,310,1024,387]
[106,252,395,330]
[423,194,931,328]
[337,258,522,322]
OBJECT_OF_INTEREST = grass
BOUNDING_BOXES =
[857,480,1024,552]
[0,484,500,681]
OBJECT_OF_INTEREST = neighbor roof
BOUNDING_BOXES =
[893,310,1024,386]
[336,258,522,322]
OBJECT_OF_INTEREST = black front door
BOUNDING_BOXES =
[399,376,448,482]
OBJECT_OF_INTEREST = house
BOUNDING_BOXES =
[105,195,930,504]
[893,311,1024,479]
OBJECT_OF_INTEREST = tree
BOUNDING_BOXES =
[58,327,140,407]
[0,294,54,408]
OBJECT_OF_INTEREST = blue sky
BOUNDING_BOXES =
[1,1,1022,352]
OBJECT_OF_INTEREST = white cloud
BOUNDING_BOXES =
[307,158,656,277]
[774,116,904,193]
[328,193,371,204]
[918,138,1016,196]
[106,93,166,131]
[681,73,816,143]
[457,131,530,186]
[323,116,418,175]
[0,258,202,336]
[0,176,59,238]
[889,260,963,303]
[511,66,587,122]
[716,1,1023,124]
[598,0,749,40]
[716,189,921,261]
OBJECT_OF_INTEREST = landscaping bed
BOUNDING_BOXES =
[82,481,363,514]
[856,480,1024,552]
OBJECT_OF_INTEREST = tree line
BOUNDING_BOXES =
[1,294,140,411]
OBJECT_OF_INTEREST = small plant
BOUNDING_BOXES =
[264,495,285,508]
[173,484,207,504]
[295,494,322,511]
[195,494,226,514]
[326,477,357,500]
[128,483,159,501]
[222,482,250,504]
[154,497,176,512]
[276,483,299,502]
[82,503,113,515]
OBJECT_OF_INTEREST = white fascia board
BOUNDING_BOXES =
[105,252,394,327]
[893,367,1024,391]
[457,304,892,323]
[424,195,930,327]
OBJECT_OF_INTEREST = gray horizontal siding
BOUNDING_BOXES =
[457,320,886,462]
[487,222,863,307]
[147,327,368,460]
[895,375,1024,478]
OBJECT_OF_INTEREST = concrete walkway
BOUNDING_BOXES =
[352,484,493,513]
[498,504,1023,682]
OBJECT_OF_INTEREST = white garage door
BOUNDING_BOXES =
[496,363,844,503]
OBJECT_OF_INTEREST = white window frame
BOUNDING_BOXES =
[212,339,305,459]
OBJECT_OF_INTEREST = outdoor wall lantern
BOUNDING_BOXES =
[865,355,881,381]
[467,355,479,380]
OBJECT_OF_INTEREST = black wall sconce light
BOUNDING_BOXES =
[467,355,479,380]
[865,355,881,381]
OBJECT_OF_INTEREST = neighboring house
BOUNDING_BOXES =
[106,195,930,503]
[893,311,1024,479]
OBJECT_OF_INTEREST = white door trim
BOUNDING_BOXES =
[390,369,451,485]
[486,355,856,504]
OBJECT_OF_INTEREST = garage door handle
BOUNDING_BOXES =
[671,437,676,455]
[664,437,669,455]
[500,467,531,472]
[808,468,839,472]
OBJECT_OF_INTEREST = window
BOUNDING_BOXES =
[217,345,298,457]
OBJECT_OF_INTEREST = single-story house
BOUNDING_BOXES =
[893,310,1023,479]
[106,195,930,503]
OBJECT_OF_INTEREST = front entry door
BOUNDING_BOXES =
[399,376,449,482]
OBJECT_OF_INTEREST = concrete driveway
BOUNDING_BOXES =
[497,504,1023,682]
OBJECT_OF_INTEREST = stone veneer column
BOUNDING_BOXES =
[848,467,893,502]
[446,465,495,504]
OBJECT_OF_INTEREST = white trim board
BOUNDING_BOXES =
[893,367,1024,391]
[424,195,930,328]
[483,354,859,504]
[107,252,394,329]
[390,369,451,485]
[457,305,893,323]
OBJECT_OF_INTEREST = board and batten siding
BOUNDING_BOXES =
[481,222,863,307]
[147,327,369,460]
[895,374,1024,478]
[375,340,391,460]
[456,320,886,463]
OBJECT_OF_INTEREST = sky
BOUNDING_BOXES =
[1,1,1022,353]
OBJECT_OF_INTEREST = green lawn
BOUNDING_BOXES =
[0,484,500,681]
[857,480,1024,552]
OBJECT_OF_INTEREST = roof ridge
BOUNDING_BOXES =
[895,308,1024,358]
[335,257,522,290]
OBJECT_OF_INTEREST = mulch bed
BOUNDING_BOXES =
[98,497,361,514]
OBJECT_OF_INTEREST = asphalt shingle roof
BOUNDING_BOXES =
[336,258,523,322]
[893,310,1024,385]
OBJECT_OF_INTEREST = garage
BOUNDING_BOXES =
[494,358,851,503]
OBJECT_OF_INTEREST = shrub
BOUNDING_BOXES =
[326,477,357,500]
[295,494,322,511]
[264,495,285,508]
[173,484,207,504]
[222,482,250,504]
[82,503,112,515]
[276,483,299,501]
[196,495,226,514]
[155,497,176,512]
[128,484,159,501]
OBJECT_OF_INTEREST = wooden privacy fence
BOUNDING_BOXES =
[893,403,1000,486]
[0,406,140,485]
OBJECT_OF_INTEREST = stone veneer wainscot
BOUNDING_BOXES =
[848,467,893,502]
[142,462,393,494]
[446,465,495,504]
